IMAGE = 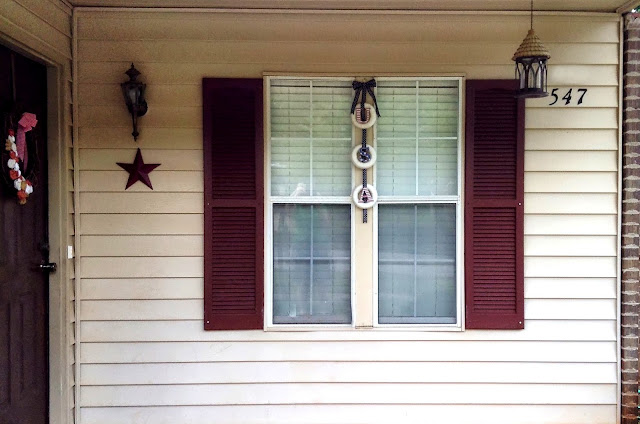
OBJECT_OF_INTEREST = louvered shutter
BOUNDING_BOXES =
[464,80,524,330]
[203,79,264,330]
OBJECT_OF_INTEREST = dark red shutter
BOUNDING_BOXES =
[203,78,264,330]
[465,80,524,330]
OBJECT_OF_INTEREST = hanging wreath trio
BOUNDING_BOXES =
[350,79,380,222]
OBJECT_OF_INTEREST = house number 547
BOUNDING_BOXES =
[548,88,587,106]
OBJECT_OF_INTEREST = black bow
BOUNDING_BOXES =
[351,79,381,118]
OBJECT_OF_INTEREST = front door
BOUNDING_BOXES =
[0,44,49,424]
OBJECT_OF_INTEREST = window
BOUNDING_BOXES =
[203,77,524,332]
[266,77,462,327]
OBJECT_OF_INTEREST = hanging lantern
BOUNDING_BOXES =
[512,1,550,98]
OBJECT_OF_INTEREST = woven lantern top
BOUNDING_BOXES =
[512,29,550,60]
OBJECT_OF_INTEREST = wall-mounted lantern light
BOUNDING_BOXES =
[512,0,550,98]
[121,63,148,141]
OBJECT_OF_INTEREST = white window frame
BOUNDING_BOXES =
[264,76,357,329]
[372,76,464,329]
[264,75,464,330]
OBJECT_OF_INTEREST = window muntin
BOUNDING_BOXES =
[267,76,462,328]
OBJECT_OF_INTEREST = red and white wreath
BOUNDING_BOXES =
[5,128,33,204]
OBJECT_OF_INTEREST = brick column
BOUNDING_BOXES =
[623,13,640,424]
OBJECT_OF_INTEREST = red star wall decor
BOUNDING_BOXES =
[117,148,160,190]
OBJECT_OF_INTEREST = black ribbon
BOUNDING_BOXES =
[351,79,381,118]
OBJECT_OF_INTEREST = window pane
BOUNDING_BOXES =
[271,80,311,138]
[376,79,459,196]
[418,81,459,138]
[377,137,416,196]
[273,204,351,324]
[377,82,417,139]
[418,138,457,196]
[378,204,456,324]
[312,81,352,138]
[270,79,352,197]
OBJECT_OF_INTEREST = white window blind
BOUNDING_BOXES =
[273,205,351,324]
[376,80,459,196]
[269,78,353,325]
[376,78,460,325]
[378,204,456,324]
[270,79,352,197]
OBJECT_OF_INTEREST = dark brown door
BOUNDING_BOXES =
[0,44,49,424]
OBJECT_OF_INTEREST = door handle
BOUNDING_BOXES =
[39,262,57,273]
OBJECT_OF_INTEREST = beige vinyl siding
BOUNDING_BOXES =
[1,1,75,424]
[76,10,619,424]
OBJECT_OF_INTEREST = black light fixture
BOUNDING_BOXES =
[121,63,148,141]
[512,0,550,98]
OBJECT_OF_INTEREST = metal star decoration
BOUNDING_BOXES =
[116,148,160,190]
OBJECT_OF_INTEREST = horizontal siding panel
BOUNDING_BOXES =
[80,361,617,385]
[77,40,619,65]
[525,172,617,193]
[77,15,619,43]
[79,105,200,128]
[548,64,618,86]
[524,193,617,214]
[77,62,619,86]
[80,277,617,302]
[525,299,616,320]
[80,171,203,193]
[79,383,616,407]
[81,257,203,279]
[525,129,618,151]
[80,299,616,321]
[525,214,616,235]
[524,235,617,256]
[79,149,202,171]
[525,257,616,278]
[81,235,203,257]
[81,214,203,235]
[81,278,203,300]
[79,83,203,107]
[79,320,616,342]
[525,151,617,172]
[525,108,617,129]
[79,193,203,214]
[79,127,202,149]
[81,299,203,320]
[80,341,617,363]
[525,277,616,299]
[82,277,615,301]
[79,404,617,424]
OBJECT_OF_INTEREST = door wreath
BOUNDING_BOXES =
[2,112,39,205]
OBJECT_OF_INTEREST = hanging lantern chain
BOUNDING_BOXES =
[530,0,533,30]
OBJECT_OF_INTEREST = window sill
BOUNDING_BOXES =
[264,324,464,332]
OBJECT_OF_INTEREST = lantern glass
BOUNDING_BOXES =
[515,56,548,98]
